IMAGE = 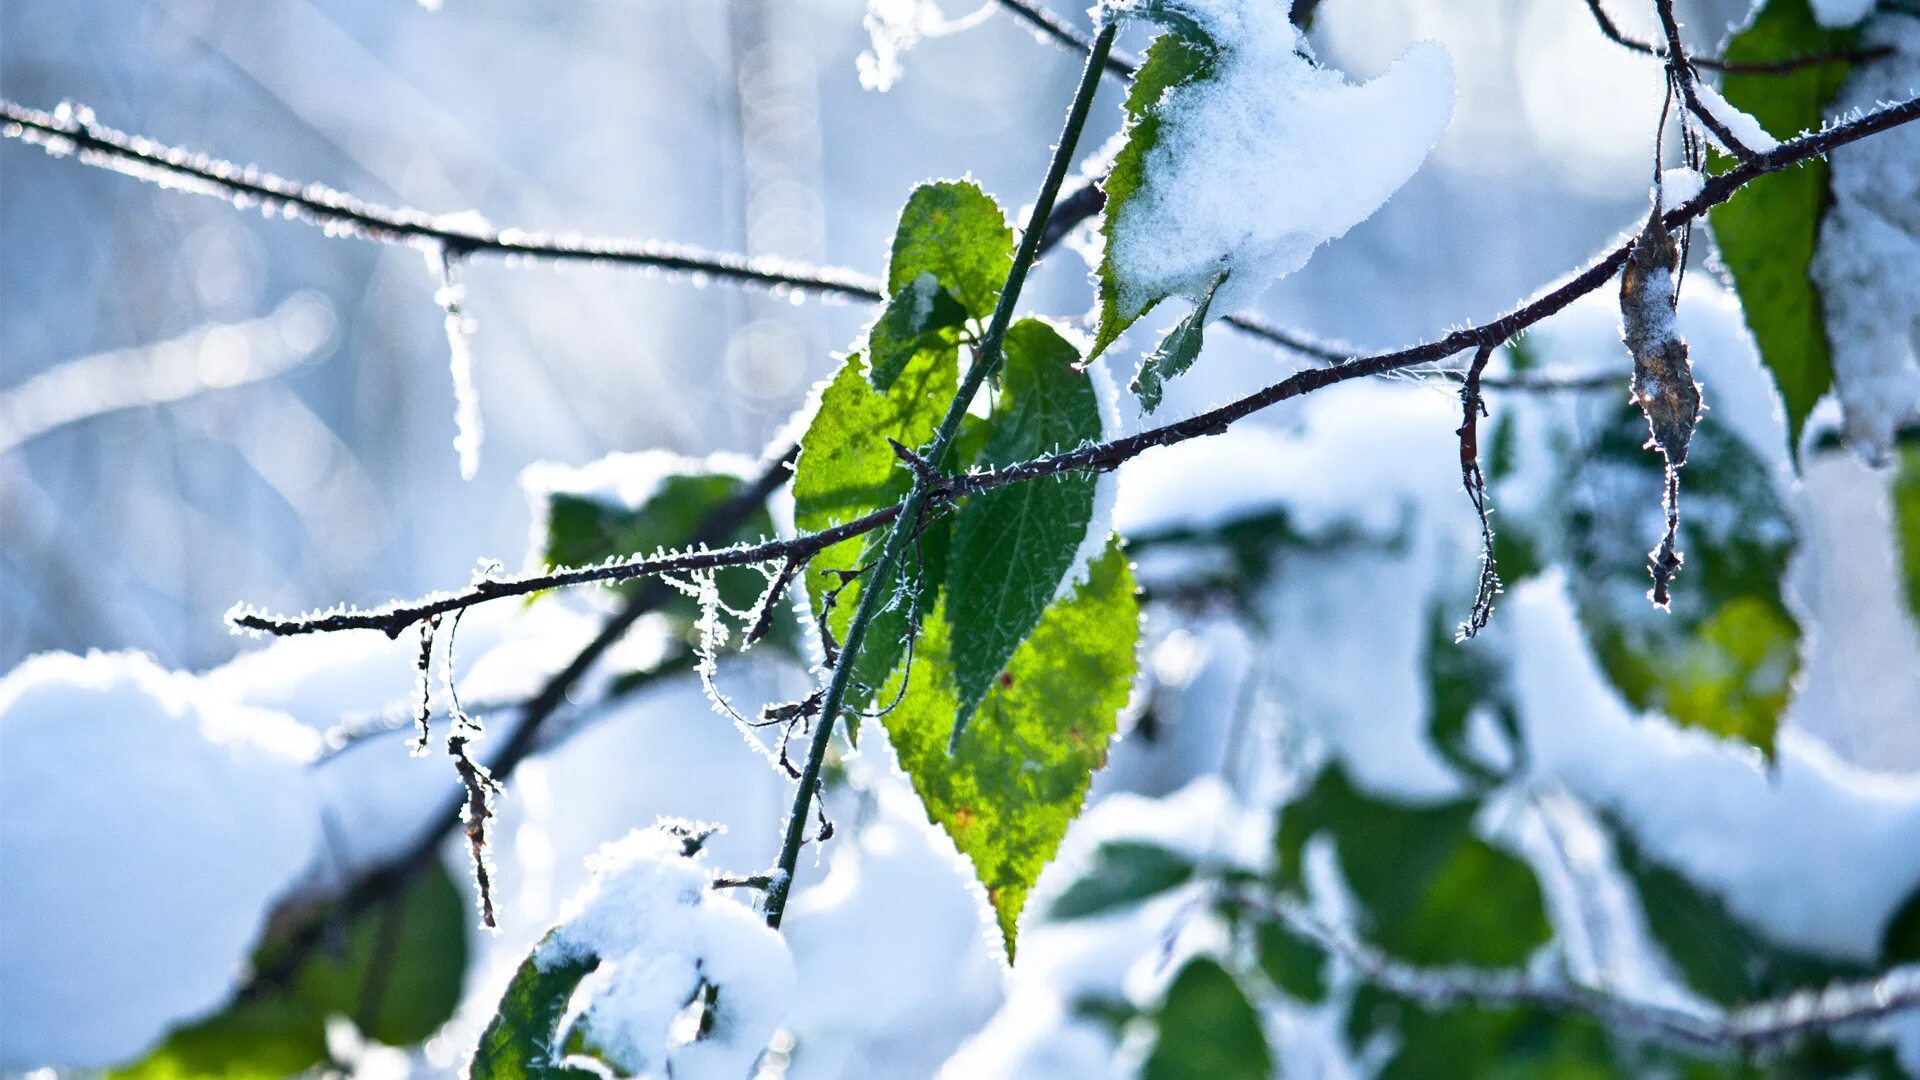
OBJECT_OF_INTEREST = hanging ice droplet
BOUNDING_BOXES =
[431,245,483,480]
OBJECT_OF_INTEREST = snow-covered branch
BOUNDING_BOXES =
[226,91,1920,644]
[1260,894,1920,1053]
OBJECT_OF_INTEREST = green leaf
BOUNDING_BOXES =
[1143,957,1273,1080]
[539,467,784,645]
[1131,272,1226,413]
[869,271,970,392]
[1709,0,1859,450]
[1276,768,1550,968]
[793,347,959,709]
[1047,841,1196,921]
[114,865,470,1079]
[1560,407,1800,756]
[880,540,1140,955]
[1094,27,1221,358]
[471,941,603,1080]
[1347,989,1617,1080]
[108,1000,327,1080]
[1256,920,1328,1004]
[945,319,1104,735]
[1891,438,1920,630]
[1612,823,1854,1005]
[886,180,1014,319]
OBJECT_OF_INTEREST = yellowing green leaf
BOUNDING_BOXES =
[793,348,958,706]
[1891,438,1920,629]
[886,180,1014,319]
[880,540,1139,954]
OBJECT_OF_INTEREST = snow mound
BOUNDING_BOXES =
[0,652,322,1070]
[540,825,794,1080]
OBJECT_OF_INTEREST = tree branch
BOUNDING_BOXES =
[1579,0,1889,74]
[228,92,1920,643]
[236,447,796,999]
[0,100,887,302]
[1257,893,1920,1054]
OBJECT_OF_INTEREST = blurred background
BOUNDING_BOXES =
[0,0,1737,677]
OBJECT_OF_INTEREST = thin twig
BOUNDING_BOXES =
[1456,343,1500,640]
[235,448,797,1000]
[1579,0,1889,74]
[0,98,1361,375]
[1252,892,1920,1054]
[1652,0,1757,160]
[0,100,886,302]
[228,93,1920,642]
[991,0,1139,75]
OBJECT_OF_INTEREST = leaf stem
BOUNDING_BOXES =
[762,20,1120,929]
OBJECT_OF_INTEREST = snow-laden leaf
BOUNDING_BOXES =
[1893,437,1920,630]
[1560,406,1799,757]
[879,540,1139,955]
[793,348,957,708]
[471,939,602,1080]
[1143,957,1272,1080]
[945,319,1103,735]
[868,270,969,391]
[1093,25,1220,358]
[1276,767,1549,968]
[885,179,1013,319]
[1709,0,1859,450]
[1092,0,1451,384]
[1131,271,1224,414]
[1046,840,1196,921]
[114,865,470,1080]
[1256,920,1328,1004]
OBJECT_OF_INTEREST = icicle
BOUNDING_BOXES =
[430,244,483,480]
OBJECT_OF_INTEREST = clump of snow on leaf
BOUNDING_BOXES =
[1106,0,1454,319]
[0,652,321,1070]
[539,824,794,1080]
[1811,16,1920,463]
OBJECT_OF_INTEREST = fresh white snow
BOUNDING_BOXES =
[0,652,322,1069]
[1107,0,1455,321]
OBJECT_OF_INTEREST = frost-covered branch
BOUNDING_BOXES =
[0,100,886,302]
[1260,894,1920,1053]
[1652,0,1758,160]
[0,98,1350,368]
[239,449,797,999]
[1580,0,1890,74]
[228,90,1920,642]
[992,0,1139,75]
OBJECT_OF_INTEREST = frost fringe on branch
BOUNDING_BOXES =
[221,92,1920,642]
[1254,894,1920,1054]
